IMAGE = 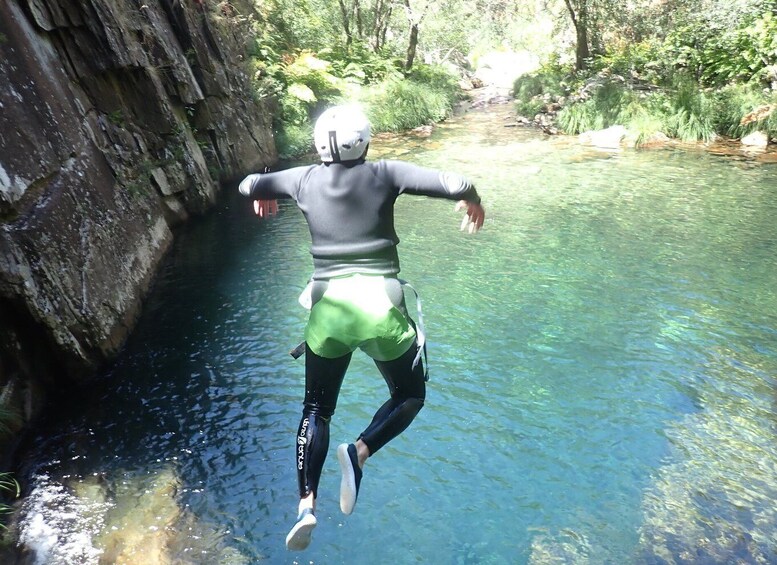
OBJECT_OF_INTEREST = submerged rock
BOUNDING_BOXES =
[578,125,628,150]
[15,466,248,564]
[97,468,181,565]
[741,131,769,148]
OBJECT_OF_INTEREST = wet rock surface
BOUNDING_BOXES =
[0,0,276,439]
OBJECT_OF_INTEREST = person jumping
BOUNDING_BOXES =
[238,105,485,551]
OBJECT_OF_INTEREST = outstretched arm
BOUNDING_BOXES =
[238,167,310,220]
[379,161,485,233]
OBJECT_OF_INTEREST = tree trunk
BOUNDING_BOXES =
[575,18,590,70]
[563,0,591,71]
[373,1,392,51]
[355,0,363,39]
[338,0,353,46]
[405,22,419,69]
[403,0,421,70]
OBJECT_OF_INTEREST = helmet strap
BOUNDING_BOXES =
[328,130,341,162]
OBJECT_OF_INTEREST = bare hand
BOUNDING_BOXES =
[455,200,485,233]
[254,199,279,218]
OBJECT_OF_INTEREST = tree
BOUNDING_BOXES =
[370,0,394,51]
[403,0,423,69]
[563,0,592,70]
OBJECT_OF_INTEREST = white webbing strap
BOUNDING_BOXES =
[399,279,429,381]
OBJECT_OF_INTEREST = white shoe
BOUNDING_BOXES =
[337,443,362,515]
[285,508,317,551]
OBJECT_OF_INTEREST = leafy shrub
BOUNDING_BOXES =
[0,472,19,530]
[361,77,456,133]
[512,62,571,101]
[558,72,718,143]
[407,63,460,94]
[275,122,314,160]
[662,11,777,88]
[260,50,347,158]
[624,107,666,146]
[322,44,404,85]
[557,81,636,134]
[515,97,547,119]
[512,61,575,118]
[712,84,777,138]
[592,39,664,83]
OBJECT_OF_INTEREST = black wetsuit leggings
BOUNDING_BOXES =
[295,341,426,499]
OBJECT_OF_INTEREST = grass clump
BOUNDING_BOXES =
[362,73,459,133]
[557,99,604,134]
[662,77,717,143]
[0,402,21,533]
[712,84,777,139]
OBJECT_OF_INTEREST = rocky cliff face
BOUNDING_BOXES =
[0,0,276,441]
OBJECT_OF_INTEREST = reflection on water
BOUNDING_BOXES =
[14,105,777,564]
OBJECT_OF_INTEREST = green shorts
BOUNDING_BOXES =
[304,274,416,361]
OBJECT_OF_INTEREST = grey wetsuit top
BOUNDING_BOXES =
[239,159,481,279]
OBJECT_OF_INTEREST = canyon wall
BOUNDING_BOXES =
[0,0,276,447]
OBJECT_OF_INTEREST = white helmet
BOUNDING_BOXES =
[314,105,371,162]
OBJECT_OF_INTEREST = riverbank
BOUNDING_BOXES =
[418,80,777,166]
[513,67,777,152]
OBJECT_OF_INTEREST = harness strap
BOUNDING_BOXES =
[398,279,429,381]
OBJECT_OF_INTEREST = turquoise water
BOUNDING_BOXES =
[16,106,777,564]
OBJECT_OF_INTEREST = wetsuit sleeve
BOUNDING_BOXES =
[238,166,312,200]
[379,160,481,204]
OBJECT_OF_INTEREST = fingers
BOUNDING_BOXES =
[253,199,279,219]
[456,201,485,234]
[460,212,481,233]
[460,212,470,232]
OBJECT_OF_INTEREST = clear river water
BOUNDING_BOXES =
[13,105,777,564]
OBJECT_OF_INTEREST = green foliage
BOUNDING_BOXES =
[407,63,461,96]
[557,80,635,134]
[107,110,127,128]
[557,99,605,134]
[512,60,575,116]
[267,52,461,156]
[515,97,547,119]
[275,122,315,159]
[513,61,573,100]
[361,68,461,133]
[259,50,349,158]
[623,106,666,146]
[660,8,777,87]
[551,73,720,143]
[661,75,716,142]
[322,44,404,85]
[712,84,777,138]
[540,0,777,145]
[0,472,19,531]
[591,39,665,83]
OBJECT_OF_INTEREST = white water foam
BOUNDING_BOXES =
[17,473,112,565]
